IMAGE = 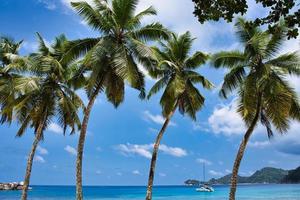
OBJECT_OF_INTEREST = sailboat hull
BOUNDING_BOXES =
[196,186,214,192]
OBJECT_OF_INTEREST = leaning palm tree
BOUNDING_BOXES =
[65,0,169,199]
[211,18,300,200]
[145,32,213,200]
[2,33,84,200]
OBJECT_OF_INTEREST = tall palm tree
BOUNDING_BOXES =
[145,32,214,200]
[65,0,169,199]
[2,33,84,200]
[211,18,300,200]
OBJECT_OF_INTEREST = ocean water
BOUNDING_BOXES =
[0,184,300,200]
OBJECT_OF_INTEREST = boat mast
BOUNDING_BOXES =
[203,163,205,183]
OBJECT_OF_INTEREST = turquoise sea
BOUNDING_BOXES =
[0,184,300,199]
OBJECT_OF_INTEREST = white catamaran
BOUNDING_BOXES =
[196,163,214,192]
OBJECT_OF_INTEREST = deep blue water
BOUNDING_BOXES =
[0,184,300,199]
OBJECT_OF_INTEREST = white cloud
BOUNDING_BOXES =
[115,143,152,159]
[248,140,270,148]
[132,170,141,175]
[61,0,94,8]
[280,39,300,54]
[192,122,210,132]
[115,143,187,159]
[143,111,176,126]
[196,158,212,165]
[64,145,77,156]
[225,169,232,174]
[159,144,187,157]
[208,99,245,136]
[34,155,45,163]
[209,170,224,177]
[22,41,38,52]
[288,75,300,94]
[38,0,56,10]
[138,64,156,82]
[48,123,64,134]
[37,146,48,155]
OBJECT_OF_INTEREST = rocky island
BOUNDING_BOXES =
[0,182,24,190]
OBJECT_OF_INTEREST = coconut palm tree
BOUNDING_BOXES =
[2,33,84,200]
[65,0,170,199]
[0,36,23,123]
[0,36,23,67]
[145,32,214,200]
[211,18,300,200]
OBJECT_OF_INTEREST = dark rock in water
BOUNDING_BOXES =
[184,179,201,186]
[16,185,23,190]
[0,182,24,190]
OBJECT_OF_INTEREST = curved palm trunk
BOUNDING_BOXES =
[145,105,177,200]
[76,87,101,200]
[21,122,44,200]
[229,96,262,200]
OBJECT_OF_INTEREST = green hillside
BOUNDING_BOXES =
[185,167,299,185]
[282,167,300,183]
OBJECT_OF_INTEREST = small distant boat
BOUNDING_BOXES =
[196,163,214,192]
[196,184,214,192]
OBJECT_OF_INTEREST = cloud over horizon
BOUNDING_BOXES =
[115,143,187,159]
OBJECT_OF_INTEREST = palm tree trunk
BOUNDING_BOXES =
[229,95,262,200]
[145,105,177,200]
[76,87,101,200]
[21,122,44,200]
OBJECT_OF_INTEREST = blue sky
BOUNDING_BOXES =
[1,0,300,186]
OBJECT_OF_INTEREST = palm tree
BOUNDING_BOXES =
[0,36,23,67]
[0,36,23,123]
[211,18,300,200]
[65,0,170,199]
[145,32,214,200]
[2,33,84,200]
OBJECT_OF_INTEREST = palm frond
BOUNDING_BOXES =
[185,70,214,90]
[219,65,246,98]
[185,51,209,69]
[147,76,169,99]
[211,51,246,69]
[71,1,111,33]
[131,23,170,42]
[267,52,300,75]
[62,38,100,63]
[112,0,138,28]
[36,32,50,56]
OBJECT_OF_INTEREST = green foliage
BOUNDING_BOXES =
[211,18,300,138]
[0,33,84,138]
[208,167,288,184]
[192,0,300,38]
[67,0,170,105]
[0,36,23,67]
[148,32,213,119]
[282,167,300,183]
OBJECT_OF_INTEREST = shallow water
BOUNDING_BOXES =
[1,184,300,199]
